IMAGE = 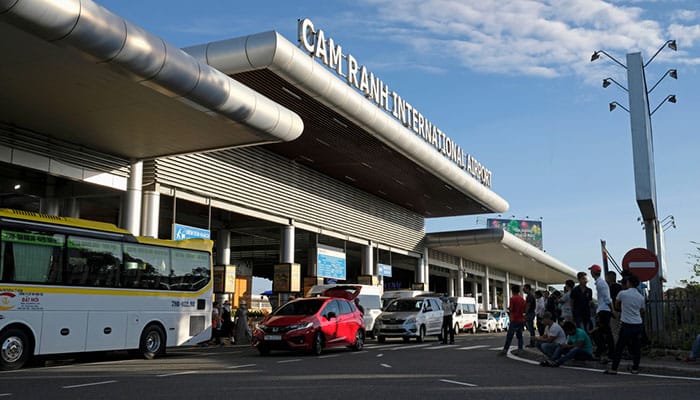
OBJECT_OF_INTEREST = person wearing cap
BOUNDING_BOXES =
[589,264,614,363]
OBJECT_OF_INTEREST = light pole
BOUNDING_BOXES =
[592,40,677,336]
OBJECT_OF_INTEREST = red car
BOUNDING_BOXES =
[252,289,365,356]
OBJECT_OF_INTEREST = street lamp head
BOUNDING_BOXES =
[668,40,677,51]
[669,69,678,79]
[650,94,677,116]
[603,78,611,88]
[609,101,629,113]
[591,51,601,62]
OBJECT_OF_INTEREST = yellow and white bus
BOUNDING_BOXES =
[0,209,213,370]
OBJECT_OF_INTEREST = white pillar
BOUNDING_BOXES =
[141,189,160,238]
[361,242,374,276]
[448,272,455,296]
[123,160,142,234]
[471,281,478,299]
[217,229,231,265]
[482,267,490,311]
[281,224,295,263]
[504,273,511,308]
[493,285,499,310]
[456,260,464,297]
[63,198,80,218]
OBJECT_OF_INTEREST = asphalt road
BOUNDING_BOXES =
[1,332,698,400]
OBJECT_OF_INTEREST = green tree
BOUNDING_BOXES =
[680,241,700,288]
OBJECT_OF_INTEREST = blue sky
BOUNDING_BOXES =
[95,0,700,289]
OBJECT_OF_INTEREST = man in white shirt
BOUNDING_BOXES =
[605,274,646,375]
[589,264,614,363]
[535,311,567,364]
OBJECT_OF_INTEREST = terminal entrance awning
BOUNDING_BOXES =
[0,0,302,160]
[425,229,577,284]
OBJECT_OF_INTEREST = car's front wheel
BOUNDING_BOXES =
[311,332,324,356]
[416,325,425,343]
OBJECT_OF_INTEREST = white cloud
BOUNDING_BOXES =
[671,9,699,22]
[359,0,699,80]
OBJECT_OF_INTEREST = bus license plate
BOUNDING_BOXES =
[264,335,282,341]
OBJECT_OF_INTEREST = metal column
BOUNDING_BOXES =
[627,52,663,334]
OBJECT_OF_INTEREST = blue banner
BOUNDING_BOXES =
[378,263,392,277]
[173,223,210,240]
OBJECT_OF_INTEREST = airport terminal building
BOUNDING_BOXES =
[0,0,576,310]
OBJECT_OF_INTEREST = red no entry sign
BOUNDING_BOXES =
[622,248,659,282]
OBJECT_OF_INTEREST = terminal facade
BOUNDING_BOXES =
[0,0,576,311]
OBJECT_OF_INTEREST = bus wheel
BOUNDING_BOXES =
[139,324,166,360]
[1,328,31,371]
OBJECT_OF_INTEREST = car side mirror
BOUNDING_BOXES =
[456,310,462,315]
[326,312,337,320]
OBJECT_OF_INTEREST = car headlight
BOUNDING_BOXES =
[256,323,267,330]
[405,317,416,325]
[287,322,314,331]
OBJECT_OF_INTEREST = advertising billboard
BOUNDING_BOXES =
[487,218,543,249]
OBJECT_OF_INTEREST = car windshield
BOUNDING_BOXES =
[478,313,489,319]
[273,299,325,316]
[385,299,423,312]
[491,311,501,318]
[357,294,381,309]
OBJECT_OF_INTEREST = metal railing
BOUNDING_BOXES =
[644,291,700,350]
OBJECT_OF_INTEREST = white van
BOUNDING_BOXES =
[374,296,444,342]
[450,296,479,334]
[306,284,383,336]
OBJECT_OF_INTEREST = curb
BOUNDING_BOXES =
[511,347,700,378]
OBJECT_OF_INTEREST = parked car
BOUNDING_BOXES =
[307,284,383,337]
[450,296,479,334]
[477,312,498,333]
[252,293,365,356]
[490,309,509,332]
[374,296,443,342]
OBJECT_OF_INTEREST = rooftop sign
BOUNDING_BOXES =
[298,18,492,188]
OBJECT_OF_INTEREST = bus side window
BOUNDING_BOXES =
[1,229,65,283]
[123,244,169,290]
[67,236,122,287]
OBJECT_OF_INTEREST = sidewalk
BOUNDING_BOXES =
[514,346,700,378]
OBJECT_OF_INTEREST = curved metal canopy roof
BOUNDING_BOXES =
[184,31,509,217]
[0,0,302,159]
[426,229,577,284]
